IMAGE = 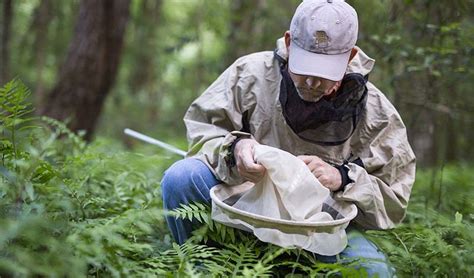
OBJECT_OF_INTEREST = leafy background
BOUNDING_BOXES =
[1,79,473,277]
[1,0,474,277]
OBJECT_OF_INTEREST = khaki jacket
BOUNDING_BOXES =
[184,39,416,230]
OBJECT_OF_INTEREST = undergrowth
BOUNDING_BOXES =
[1,79,473,277]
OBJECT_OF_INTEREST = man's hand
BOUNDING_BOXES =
[234,139,266,183]
[298,155,342,191]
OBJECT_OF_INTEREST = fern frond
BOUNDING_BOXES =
[40,116,86,152]
[219,240,262,277]
[169,202,209,224]
[151,242,227,276]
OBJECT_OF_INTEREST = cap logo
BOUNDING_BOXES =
[314,31,329,48]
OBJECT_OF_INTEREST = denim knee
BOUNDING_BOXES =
[162,160,190,200]
[343,230,395,277]
[161,158,218,210]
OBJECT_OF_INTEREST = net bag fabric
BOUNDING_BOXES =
[210,145,357,255]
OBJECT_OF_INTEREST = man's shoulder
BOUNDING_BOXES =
[232,51,279,73]
[361,81,405,130]
[234,50,274,63]
[366,82,398,114]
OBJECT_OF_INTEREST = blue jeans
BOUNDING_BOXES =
[162,158,395,277]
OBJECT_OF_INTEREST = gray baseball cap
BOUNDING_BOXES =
[289,0,358,81]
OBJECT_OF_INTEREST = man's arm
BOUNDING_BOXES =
[184,57,257,185]
[334,83,416,229]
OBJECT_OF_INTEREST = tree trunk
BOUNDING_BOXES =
[225,0,266,67]
[31,0,53,107]
[128,0,162,93]
[40,0,130,140]
[0,0,12,85]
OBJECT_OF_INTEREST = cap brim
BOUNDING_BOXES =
[289,42,351,81]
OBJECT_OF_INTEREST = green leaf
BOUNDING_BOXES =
[455,212,463,223]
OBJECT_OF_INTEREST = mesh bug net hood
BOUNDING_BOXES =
[278,62,368,146]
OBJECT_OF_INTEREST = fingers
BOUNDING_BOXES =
[311,167,325,178]
[237,161,266,183]
[238,149,265,182]
[298,155,313,164]
[297,155,323,164]
[239,144,258,169]
[298,155,342,190]
[234,139,266,182]
[240,169,266,183]
[297,155,325,171]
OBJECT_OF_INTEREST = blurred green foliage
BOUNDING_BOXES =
[4,0,473,165]
[0,79,173,276]
[1,79,473,277]
[1,0,474,276]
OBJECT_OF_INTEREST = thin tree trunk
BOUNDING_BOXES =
[125,0,162,123]
[128,0,162,93]
[40,0,130,140]
[0,0,12,85]
[225,0,266,67]
[31,0,53,107]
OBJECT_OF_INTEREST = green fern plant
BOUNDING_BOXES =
[169,202,372,277]
[170,202,238,244]
[367,213,474,277]
[0,79,34,165]
[0,80,169,277]
[1,79,473,277]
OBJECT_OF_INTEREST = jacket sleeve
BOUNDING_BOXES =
[184,58,256,186]
[334,82,416,229]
